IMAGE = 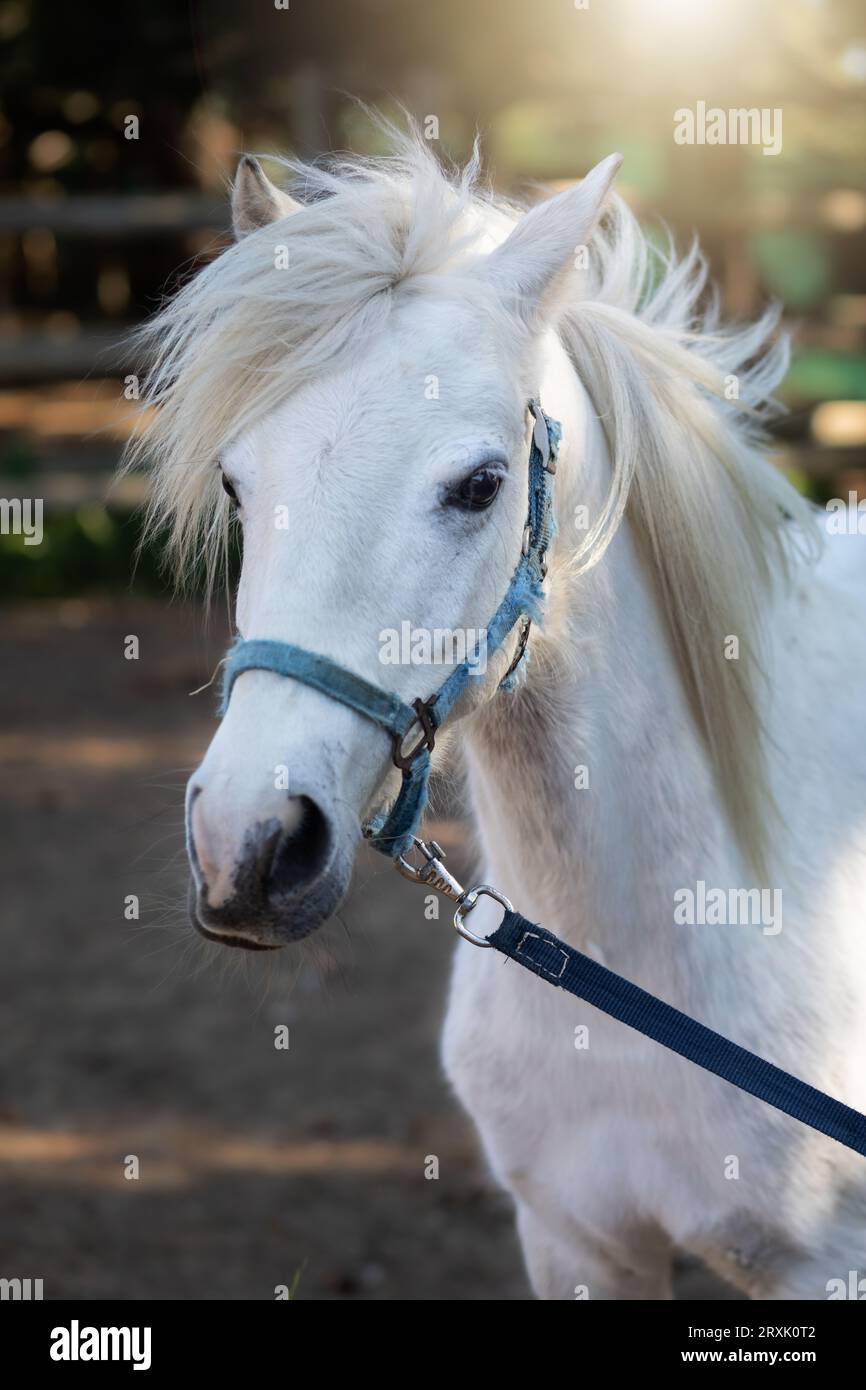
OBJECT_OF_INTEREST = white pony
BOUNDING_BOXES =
[129,128,866,1299]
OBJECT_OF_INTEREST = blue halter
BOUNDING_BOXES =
[219,399,560,859]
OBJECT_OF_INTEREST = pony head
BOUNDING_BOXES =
[129,124,810,948]
[131,135,620,948]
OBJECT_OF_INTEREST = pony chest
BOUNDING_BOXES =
[442,938,667,1124]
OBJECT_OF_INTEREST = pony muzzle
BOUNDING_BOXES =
[186,784,349,948]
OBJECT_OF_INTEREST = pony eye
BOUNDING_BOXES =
[447,467,503,512]
[221,472,239,506]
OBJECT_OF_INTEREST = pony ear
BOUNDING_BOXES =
[231,155,301,239]
[481,153,622,327]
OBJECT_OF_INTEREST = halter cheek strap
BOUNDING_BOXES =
[219,399,560,859]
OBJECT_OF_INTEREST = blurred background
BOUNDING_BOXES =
[0,0,863,1299]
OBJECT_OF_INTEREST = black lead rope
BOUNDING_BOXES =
[487,909,866,1160]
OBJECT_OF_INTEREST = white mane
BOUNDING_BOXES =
[125,123,819,875]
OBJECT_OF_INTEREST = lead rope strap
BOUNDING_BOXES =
[396,837,866,1160]
[488,908,866,1159]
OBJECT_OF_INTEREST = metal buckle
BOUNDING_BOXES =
[501,616,531,684]
[395,836,465,901]
[392,694,437,770]
[453,886,512,947]
[395,836,512,948]
[528,399,556,474]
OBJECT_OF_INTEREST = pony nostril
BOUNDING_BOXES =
[267,796,332,898]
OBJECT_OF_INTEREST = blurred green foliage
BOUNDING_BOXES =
[0,508,241,598]
[752,231,833,310]
[0,509,162,598]
[784,349,866,403]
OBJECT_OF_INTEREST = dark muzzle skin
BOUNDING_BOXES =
[186,796,350,949]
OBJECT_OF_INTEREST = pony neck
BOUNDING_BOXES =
[462,345,722,953]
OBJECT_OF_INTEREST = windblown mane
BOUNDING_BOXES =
[125,122,818,876]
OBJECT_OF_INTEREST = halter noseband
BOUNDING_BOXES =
[219,398,560,859]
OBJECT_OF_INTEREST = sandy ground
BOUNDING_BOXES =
[0,599,736,1300]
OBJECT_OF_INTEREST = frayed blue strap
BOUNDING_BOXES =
[220,639,416,734]
[362,749,432,856]
[219,400,560,859]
